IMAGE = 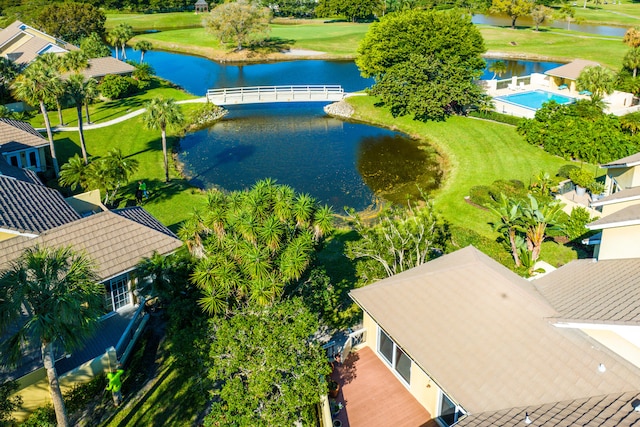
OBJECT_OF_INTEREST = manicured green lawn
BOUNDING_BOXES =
[480,26,626,69]
[105,11,205,31]
[53,104,206,230]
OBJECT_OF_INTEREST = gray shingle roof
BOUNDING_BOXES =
[0,175,80,234]
[456,391,640,426]
[0,161,41,185]
[601,152,640,168]
[0,209,182,280]
[83,57,135,79]
[349,246,640,414]
[534,258,640,324]
[587,204,640,229]
[0,118,48,153]
[113,206,177,238]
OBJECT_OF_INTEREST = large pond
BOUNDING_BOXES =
[471,13,627,37]
[124,47,560,210]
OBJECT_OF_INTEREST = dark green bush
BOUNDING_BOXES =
[99,74,134,99]
[468,185,494,207]
[22,406,55,427]
[564,207,598,241]
[447,225,514,269]
[490,179,527,201]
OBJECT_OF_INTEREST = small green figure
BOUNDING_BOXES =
[106,368,124,406]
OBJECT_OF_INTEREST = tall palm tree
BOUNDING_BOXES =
[36,53,66,127]
[83,77,98,124]
[65,73,90,163]
[576,65,616,102]
[0,245,103,427]
[624,47,640,78]
[112,23,134,60]
[12,61,61,176]
[141,97,184,182]
[107,27,121,60]
[61,50,88,74]
[134,40,153,63]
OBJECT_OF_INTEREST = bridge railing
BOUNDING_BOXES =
[206,85,344,104]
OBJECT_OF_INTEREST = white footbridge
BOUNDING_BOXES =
[206,85,345,105]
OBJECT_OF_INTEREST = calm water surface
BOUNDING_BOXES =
[472,14,627,36]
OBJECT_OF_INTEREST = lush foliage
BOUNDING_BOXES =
[517,100,640,164]
[346,201,450,284]
[181,179,333,315]
[316,0,379,22]
[564,206,597,241]
[204,299,330,427]
[80,32,112,59]
[99,74,135,99]
[357,9,486,121]
[141,96,184,182]
[34,2,106,44]
[0,380,21,424]
[576,65,615,101]
[489,0,534,29]
[108,23,134,60]
[203,0,272,51]
[258,0,316,17]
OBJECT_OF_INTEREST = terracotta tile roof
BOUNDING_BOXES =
[545,59,600,80]
[591,186,640,207]
[587,204,640,230]
[0,209,182,280]
[0,118,48,153]
[0,175,80,234]
[534,258,640,324]
[456,391,640,426]
[83,57,135,79]
[0,161,41,185]
[349,246,640,414]
[601,152,640,168]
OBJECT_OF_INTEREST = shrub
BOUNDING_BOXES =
[447,225,514,269]
[564,207,597,241]
[0,380,22,423]
[557,164,580,179]
[99,74,133,99]
[468,185,494,207]
[490,179,527,201]
[569,168,595,188]
[22,406,55,426]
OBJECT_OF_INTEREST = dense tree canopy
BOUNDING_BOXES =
[316,0,380,21]
[181,179,333,315]
[204,299,330,427]
[489,0,534,29]
[34,2,106,44]
[203,0,272,51]
[356,9,487,120]
[517,100,640,164]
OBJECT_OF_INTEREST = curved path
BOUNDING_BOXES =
[41,97,208,132]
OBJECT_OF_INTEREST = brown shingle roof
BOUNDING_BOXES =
[349,246,640,414]
[456,391,640,426]
[534,258,640,324]
[587,204,640,230]
[545,59,600,80]
[601,152,640,168]
[591,186,640,207]
[0,118,47,153]
[0,175,80,234]
[83,57,135,79]
[0,209,182,280]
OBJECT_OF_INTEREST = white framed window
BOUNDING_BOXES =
[377,327,411,385]
[104,274,131,312]
[7,153,19,168]
[25,149,40,170]
[437,392,464,426]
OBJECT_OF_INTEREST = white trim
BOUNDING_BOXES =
[377,326,412,389]
[601,161,640,169]
[586,218,640,230]
[591,194,640,207]
[0,227,38,238]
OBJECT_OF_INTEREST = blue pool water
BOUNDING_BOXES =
[496,90,575,110]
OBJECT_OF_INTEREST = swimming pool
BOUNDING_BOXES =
[495,90,575,110]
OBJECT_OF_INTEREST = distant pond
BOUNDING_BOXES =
[125,47,557,210]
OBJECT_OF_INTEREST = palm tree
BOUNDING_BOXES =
[12,61,61,176]
[107,27,121,60]
[83,78,98,124]
[65,73,90,163]
[134,40,153,62]
[36,53,66,127]
[0,245,103,427]
[112,23,134,60]
[576,65,616,102]
[61,50,88,73]
[141,97,184,182]
[624,47,640,78]
[520,195,564,264]
[59,153,90,190]
[487,194,523,267]
[488,60,507,80]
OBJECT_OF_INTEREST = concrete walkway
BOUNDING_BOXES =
[39,97,208,132]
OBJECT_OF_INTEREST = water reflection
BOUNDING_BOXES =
[357,135,442,204]
[481,58,564,79]
[471,13,627,36]
[178,103,440,211]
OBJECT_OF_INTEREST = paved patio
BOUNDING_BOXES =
[330,346,433,427]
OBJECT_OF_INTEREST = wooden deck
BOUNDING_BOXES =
[330,346,433,427]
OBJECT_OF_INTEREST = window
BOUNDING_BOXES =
[104,274,131,312]
[438,393,462,426]
[7,154,19,167]
[378,328,411,385]
[26,150,39,170]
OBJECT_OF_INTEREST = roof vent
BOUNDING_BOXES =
[598,363,606,373]
[524,412,532,424]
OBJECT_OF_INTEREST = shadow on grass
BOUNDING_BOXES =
[249,37,296,53]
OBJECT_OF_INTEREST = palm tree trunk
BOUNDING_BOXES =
[121,43,127,59]
[114,45,119,60]
[40,100,59,176]
[161,128,169,182]
[57,100,64,126]
[508,229,521,267]
[42,341,69,427]
[76,104,88,164]
[634,67,637,78]
[85,101,92,124]
[141,51,145,63]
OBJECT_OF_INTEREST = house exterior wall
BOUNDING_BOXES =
[582,328,640,369]
[598,225,640,260]
[0,230,15,241]
[601,198,640,216]
[361,311,443,418]
[605,167,640,193]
